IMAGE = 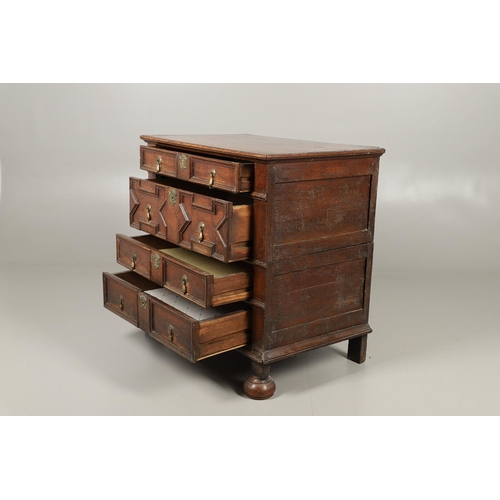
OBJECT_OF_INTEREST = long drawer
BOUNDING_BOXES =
[140,145,253,193]
[103,271,251,362]
[129,177,252,263]
[116,234,252,308]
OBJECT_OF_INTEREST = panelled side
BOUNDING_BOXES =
[262,156,380,360]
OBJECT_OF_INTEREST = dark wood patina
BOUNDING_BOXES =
[103,134,385,399]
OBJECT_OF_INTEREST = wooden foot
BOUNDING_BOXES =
[243,361,276,400]
[347,334,367,364]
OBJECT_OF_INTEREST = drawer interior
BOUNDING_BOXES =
[111,271,158,291]
[145,287,247,321]
[160,247,250,277]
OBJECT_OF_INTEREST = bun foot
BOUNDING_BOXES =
[243,361,276,400]
[243,375,276,400]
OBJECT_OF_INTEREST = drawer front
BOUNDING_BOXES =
[102,271,157,327]
[129,177,252,262]
[163,258,208,308]
[140,145,253,193]
[116,234,164,284]
[148,297,194,359]
[102,272,251,362]
[116,235,151,279]
[147,290,251,362]
[140,146,178,178]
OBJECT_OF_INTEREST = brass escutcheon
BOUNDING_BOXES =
[182,275,188,294]
[152,253,161,270]
[198,222,205,242]
[178,153,188,171]
[131,252,137,270]
[156,157,162,173]
[168,188,177,206]
[208,169,216,189]
[139,294,147,310]
[146,204,152,221]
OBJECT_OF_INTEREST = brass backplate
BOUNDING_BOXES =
[168,188,177,206]
[152,253,161,270]
[178,153,188,171]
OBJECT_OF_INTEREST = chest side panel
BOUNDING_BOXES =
[271,157,378,259]
[260,155,380,356]
[270,244,371,350]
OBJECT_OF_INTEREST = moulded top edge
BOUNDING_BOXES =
[139,134,385,161]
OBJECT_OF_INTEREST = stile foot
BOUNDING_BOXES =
[347,334,368,364]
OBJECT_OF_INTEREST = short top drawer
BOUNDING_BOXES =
[140,145,253,193]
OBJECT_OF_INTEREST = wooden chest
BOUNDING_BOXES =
[102,134,385,399]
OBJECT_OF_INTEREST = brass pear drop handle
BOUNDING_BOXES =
[146,205,152,221]
[199,222,205,242]
[119,296,124,310]
[182,275,188,294]
[156,157,162,173]
[168,325,174,342]
[208,169,216,189]
[131,253,137,270]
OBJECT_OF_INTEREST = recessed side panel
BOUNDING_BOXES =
[273,175,371,257]
[270,245,369,350]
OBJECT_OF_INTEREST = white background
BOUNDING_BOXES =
[1,2,499,498]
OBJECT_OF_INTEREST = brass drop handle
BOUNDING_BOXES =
[208,169,216,189]
[168,325,174,342]
[156,157,162,173]
[146,204,152,221]
[131,253,137,270]
[182,275,188,294]
[119,296,124,310]
[198,222,205,242]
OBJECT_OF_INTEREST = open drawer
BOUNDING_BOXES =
[140,145,253,193]
[102,271,251,362]
[129,177,252,262]
[116,234,252,308]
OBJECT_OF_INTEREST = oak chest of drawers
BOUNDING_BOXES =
[102,134,385,399]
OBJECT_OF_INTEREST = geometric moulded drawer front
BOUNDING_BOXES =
[102,271,251,362]
[129,177,252,263]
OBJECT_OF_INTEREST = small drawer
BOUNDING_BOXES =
[140,145,253,193]
[102,271,251,362]
[116,234,252,307]
[129,177,252,262]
